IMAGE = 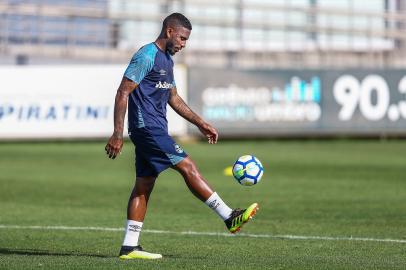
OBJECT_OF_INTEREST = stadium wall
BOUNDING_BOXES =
[187,68,406,137]
[0,65,188,139]
[1,65,405,139]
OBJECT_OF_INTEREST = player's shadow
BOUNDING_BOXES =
[0,247,115,258]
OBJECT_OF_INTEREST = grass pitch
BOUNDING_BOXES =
[0,139,405,269]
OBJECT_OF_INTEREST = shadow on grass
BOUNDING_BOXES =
[0,247,115,258]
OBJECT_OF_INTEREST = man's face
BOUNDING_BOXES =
[166,26,191,55]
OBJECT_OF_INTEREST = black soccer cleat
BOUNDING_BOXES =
[224,203,259,233]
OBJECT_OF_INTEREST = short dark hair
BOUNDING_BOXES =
[162,13,192,31]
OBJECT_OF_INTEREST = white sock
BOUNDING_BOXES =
[122,220,143,247]
[204,192,233,220]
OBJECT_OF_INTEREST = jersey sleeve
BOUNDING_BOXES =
[124,49,155,84]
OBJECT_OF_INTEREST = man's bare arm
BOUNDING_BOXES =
[168,87,218,144]
[105,77,137,159]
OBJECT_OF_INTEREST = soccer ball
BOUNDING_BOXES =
[232,155,264,186]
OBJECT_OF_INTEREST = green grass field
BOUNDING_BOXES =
[0,140,405,269]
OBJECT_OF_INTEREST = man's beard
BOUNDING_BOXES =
[167,42,176,55]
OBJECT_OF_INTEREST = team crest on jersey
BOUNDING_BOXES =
[174,143,184,154]
[159,69,167,76]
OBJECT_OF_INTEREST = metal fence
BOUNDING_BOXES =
[1,0,406,68]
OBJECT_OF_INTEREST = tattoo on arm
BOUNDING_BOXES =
[168,88,203,126]
[113,78,137,138]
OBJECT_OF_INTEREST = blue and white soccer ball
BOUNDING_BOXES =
[232,155,264,186]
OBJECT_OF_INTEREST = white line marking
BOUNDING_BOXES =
[0,224,405,244]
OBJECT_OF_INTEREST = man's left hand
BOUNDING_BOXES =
[198,123,218,144]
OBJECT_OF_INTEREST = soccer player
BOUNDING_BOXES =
[105,13,258,260]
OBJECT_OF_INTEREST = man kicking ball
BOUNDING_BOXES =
[105,13,259,260]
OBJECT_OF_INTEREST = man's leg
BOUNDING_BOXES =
[173,157,213,202]
[119,176,162,259]
[127,176,156,221]
[173,156,259,233]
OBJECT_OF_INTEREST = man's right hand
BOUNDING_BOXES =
[105,132,124,159]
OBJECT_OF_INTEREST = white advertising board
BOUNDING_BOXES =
[0,65,187,139]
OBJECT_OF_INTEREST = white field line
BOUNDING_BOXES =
[0,224,405,244]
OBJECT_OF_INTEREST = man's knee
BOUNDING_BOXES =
[135,176,156,191]
[176,158,200,178]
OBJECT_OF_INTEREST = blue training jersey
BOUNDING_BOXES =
[124,42,176,133]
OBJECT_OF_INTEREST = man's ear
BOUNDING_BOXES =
[166,27,174,38]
